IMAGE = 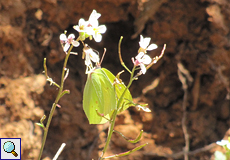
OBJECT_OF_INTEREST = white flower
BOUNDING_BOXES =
[59,33,79,52]
[85,47,99,65]
[132,52,152,74]
[216,140,230,149]
[139,35,158,53]
[90,21,106,42]
[73,10,101,34]
[83,44,100,73]
[73,18,90,33]
[87,10,106,42]
[73,10,106,42]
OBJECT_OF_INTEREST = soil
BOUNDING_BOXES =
[0,0,230,160]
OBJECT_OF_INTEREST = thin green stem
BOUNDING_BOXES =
[118,36,124,64]
[99,110,117,160]
[118,36,132,74]
[99,66,136,160]
[43,58,60,88]
[37,45,73,160]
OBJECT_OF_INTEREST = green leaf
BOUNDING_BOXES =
[104,143,148,159]
[102,68,133,113]
[114,130,143,143]
[35,123,44,128]
[83,68,117,124]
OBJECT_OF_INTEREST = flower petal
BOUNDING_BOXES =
[84,46,100,63]
[98,25,106,34]
[74,18,89,32]
[63,43,70,52]
[216,140,229,146]
[142,37,151,49]
[72,40,80,47]
[135,52,144,60]
[93,32,102,42]
[73,25,80,32]
[79,18,86,26]
[140,63,147,74]
[147,43,158,51]
[85,53,92,66]
[60,34,67,41]
[139,35,151,49]
[139,35,144,45]
[90,19,99,27]
[89,10,101,22]
[142,54,152,64]
[68,34,75,39]
[86,27,94,35]
[89,50,100,63]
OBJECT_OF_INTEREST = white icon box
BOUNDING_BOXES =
[0,138,21,160]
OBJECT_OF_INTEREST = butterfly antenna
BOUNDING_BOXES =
[99,48,106,66]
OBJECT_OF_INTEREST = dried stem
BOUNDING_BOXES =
[177,63,190,160]
[53,143,66,160]
[146,44,166,70]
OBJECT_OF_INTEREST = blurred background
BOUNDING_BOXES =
[0,0,229,159]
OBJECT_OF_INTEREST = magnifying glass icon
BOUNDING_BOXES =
[3,141,18,157]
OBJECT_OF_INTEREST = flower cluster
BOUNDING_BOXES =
[132,35,158,74]
[73,10,107,42]
[59,10,160,76]
[59,33,79,53]
[59,10,107,73]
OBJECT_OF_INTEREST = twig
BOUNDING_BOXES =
[181,81,189,160]
[99,48,107,65]
[53,143,66,160]
[146,44,166,70]
[177,62,191,160]
[43,58,60,88]
[142,77,160,95]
